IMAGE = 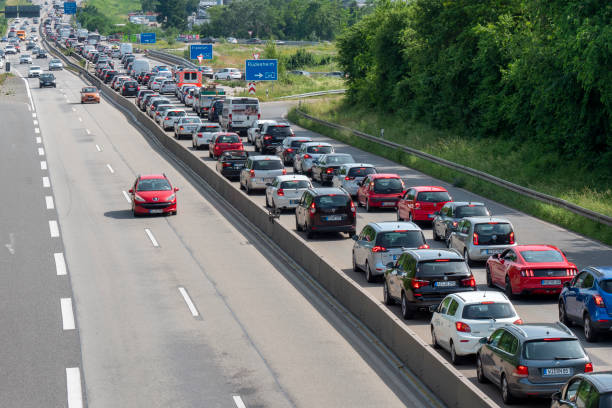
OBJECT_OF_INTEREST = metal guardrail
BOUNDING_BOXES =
[276,89,346,99]
[145,49,197,69]
[294,109,612,227]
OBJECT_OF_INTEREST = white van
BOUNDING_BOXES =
[131,59,149,76]
[219,97,260,135]
[119,43,133,57]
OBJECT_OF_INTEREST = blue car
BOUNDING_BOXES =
[559,266,612,342]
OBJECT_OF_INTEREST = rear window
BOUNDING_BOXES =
[280,180,310,189]
[217,135,240,143]
[253,160,283,170]
[599,280,612,294]
[290,140,309,148]
[181,117,201,124]
[267,126,292,137]
[474,223,513,244]
[198,125,221,132]
[519,250,564,263]
[326,155,354,165]
[417,260,469,276]
[375,231,425,249]
[348,167,376,178]
[523,339,585,360]
[416,191,451,202]
[462,303,515,320]
[315,195,350,208]
[373,178,404,194]
[307,145,332,154]
[222,150,247,159]
[455,205,489,218]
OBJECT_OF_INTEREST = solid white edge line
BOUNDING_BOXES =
[49,220,60,238]
[35,128,40,134]
[144,228,159,247]
[32,113,37,118]
[60,298,76,330]
[95,144,101,152]
[178,287,199,317]
[78,117,82,122]
[233,395,247,408]
[86,129,91,135]
[45,195,54,209]
[34,119,39,125]
[54,252,67,276]
[36,136,42,144]
[106,164,114,174]
[38,147,45,156]
[71,107,76,112]
[41,161,47,170]
[43,177,51,188]
[66,367,83,408]
[122,190,131,203]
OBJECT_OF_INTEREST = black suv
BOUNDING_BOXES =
[39,73,56,88]
[256,123,294,154]
[383,249,476,319]
[295,188,356,238]
[208,99,224,122]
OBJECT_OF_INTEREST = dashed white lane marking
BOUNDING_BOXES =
[54,253,67,276]
[45,196,54,209]
[33,119,39,125]
[233,396,247,408]
[43,177,50,188]
[41,161,47,170]
[35,128,40,134]
[122,190,131,203]
[71,107,76,112]
[78,117,82,122]
[49,220,60,238]
[86,129,91,135]
[66,367,83,408]
[95,144,101,152]
[144,228,159,247]
[36,137,42,144]
[38,147,45,156]
[106,164,114,174]
[60,298,75,330]
[178,287,200,317]
[32,113,37,118]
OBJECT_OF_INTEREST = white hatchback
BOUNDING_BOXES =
[430,291,522,364]
[265,175,312,211]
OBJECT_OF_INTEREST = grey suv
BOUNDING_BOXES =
[476,323,592,404]
[449,217,516,265]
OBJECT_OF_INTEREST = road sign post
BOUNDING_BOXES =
[140,32,156,44]
[63,1,76,14]
[189,44,213,61]
[248,82,256,95]
[245,59,278,82]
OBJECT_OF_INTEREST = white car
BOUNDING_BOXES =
[247,120,277,144]
[160,109,186,130]
[28,65,43,78]
[152,103,175,121]
[159,79,177,95]
[213,67,241,80]
[265,175,312,211]
[430,291,522,364]
[20,54,32,64]
[293,142,334,175]
[331,163,377,196]
[239,155,286,194]
[48,58,63,70]
[149,76,167,91]
[173,116,202,140]
[5,45,17,54]
[226,37,238,44]
[192,123,222,149]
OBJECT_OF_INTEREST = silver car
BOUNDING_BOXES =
[160,109,186,130]
[449,217,516,265]
[160,79,177,95]
[173,116,202,139]
[265,175,312,211]
[48,58,63,70]
[293,142,334,175]
[192,123,222,149]
[153,104,176,122]
[331,163,377,196]
[240,155,286,195]
[352,221,427,282]
[20,54,32,64]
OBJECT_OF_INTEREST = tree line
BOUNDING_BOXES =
[337,0,611,175]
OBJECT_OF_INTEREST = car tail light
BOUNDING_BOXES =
[264,135,272,140]
[249,169,255,178]
[222,162,231,168]
[345,176,354,181]
[411,279,429,289]
[282,168,287,175]
[164,117,169,121]
[513,319,523,325]
[473,233,479,245]
[309,202,316,215]
[461,276,476,287]
[303,154,312,159]
[452,221,458,227]
[455,322,471,333]
[229,113,232,120]
[593,295,606,307]
[371,246,387,253]
[509,231,515,244]
[521,269,534,277]
[258,113,261,120]
[326,168,334,174]
[418,244,430,249]
[512,365,529,377]
[585,363,593,373]
[566,268,577,276]
[286,148,293,153]
[350,200,356,213]
[179,126,184,130]
[277,188,284,196]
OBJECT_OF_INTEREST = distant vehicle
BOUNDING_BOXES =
[160,109,187,131]
[245,38,262,44]
[191,123,222,149]
[310,153,356,185]
[209,132,243,159]
[28,65,43,78]
[80,86,100,103]
[275,136,312,165]
[86,33,101,45]
[175,69,202,88]
[293,142,334,175]
[432,201,490,242]
[129,174,178,216]
[39,73,56,88]
[219,97,260,134]
[331,163,377,196]
[213,67,241,81]
[121,80,139,97]
[289,70,311,77]
[173,116,202,140]
[20,54,32,64]
[356,173,405,212]
[295,188,356,239]
[397,186,452,223]
[247,119,276,144]
[265,175,312,211]
[216,150,248,180]
[226,37,238,44]
[159,79,177,95]
[239,155,286,194]
[255,122,294,154]
[131,59,150,77]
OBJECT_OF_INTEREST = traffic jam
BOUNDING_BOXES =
[36,12,612,408]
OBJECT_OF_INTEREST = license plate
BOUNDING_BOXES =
[428,213,435,218]
[263,178,274,183]
[382,202,395,206]
[234,164,244,169]
[326,215,342,221]
[289,199,299,204]
[434,281,457,287]
[543,368,571,376]
[393,255,398,260]
[149,209,163,214]
[486,249,503,254]
[542,279,562,286]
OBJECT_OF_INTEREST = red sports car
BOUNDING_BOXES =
[486,244,578,297]
[209,132,243,159]
[129,174,178,216]
[397,186,452,222]
[356,173,405,211]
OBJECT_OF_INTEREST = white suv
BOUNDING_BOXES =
[214,68,241,80]
[430,291,522,364]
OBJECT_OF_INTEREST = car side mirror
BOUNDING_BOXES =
[479,337,489,345]
[174,187,179,192]
[434,211,440,216]
[351,235,358,241]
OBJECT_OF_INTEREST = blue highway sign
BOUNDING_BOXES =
[63,1,77,14]
[245,59,278,81]
[189,44,213,60]
[140,32,156,44]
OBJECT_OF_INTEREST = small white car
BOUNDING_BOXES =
[160,109,186,130]
[430,291,522,364]
[48,58,63,70]
[247,120,277,144]
[173,116,202,140]
[240,155,286,194]
[20,54,32,64]
[28,65,43,78]
[149,76,167,91]
[332,163,377,196]
[192,123,222,149]
[213,67,241,80]
[265,175,312,211]
[159,79,177,95]
[153,104,176,122]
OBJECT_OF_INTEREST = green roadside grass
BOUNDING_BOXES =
[81,0,140,23]
[234,76,345,101]
[288,101,612,246]
[0,72,13,86]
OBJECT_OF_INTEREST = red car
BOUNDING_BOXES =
[129,174,178,216]
[486,245,578,297]
[209,133,243,159]
[356,173,405,211]
[397,186,451,222]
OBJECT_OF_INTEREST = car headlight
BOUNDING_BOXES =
[166,193,175,201]
[134,194,146,202]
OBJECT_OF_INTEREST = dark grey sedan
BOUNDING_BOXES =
[432,201,489,242]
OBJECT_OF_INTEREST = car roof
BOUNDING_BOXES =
[368,173,401,179]
[139,174,167,180]
[506,322,575,339]
[447,201,485,207]
[405,249,463,261]
[309,187,349,195]
[512,245,560,252]
[274,175,310,181]
[323,153,352,157]
[463,216,512,224]
[578,372,612,393]
[250,155,281,161]
[451,291,510,303]
[369,221,421,232]
[342,163,374,168]
[303,141,332,147]
[412,186,447,192]
[589,266,612,277]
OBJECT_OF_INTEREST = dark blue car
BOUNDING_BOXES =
[559,266,612,342]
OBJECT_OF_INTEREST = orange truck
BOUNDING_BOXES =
[17,30,26,40]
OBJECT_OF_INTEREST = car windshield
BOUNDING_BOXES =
[599,280,612,294]
[455,205,489,218]
[267,126,292,137]
[474,223,513,244]
[280,180,310,189]
[348,167,376,177]
[417,260,469,276]
[326,155,354,165]
[290,140,309,148]
[222,150,247,160]
[375,231,425,248]
[41,74,54,79]
[181,118,200,124]
[373,178,404,193]
[307,145,332,154]
[217,135,240,143]
[82,87,97,93]
[462,303,515,320]
[315,194,350,208]
[253,160,283,170]
[519,250,564,263]
[416,191,451,202]
[137,179,171,191]
[523,339,584,360]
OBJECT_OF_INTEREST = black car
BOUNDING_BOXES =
[383,249,476,319]
[121,80,139,97]
[208,99,223,122]
[216,150,248,180]
[246,38,262,44]
[103,70,118,83]
[39,73,56,88]
[432,201,490,242]
[310,153,356,185]
[256,123,294,154]
[36,51,48,59]
[295,188,356,238]
[552,371,612,408]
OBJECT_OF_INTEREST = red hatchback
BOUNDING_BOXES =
[129,174,179,216]
[397,186,451,222]
[209,133,243,159]
[356,173,405,212]
[486,245,578,297]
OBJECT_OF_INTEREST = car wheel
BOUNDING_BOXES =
[505,276,516,299]
[464,248,474,267]
[558,301,572,326]
[450,341,461,365]
[172,210,177,215]
[431,326,440,349]
[501,375,514,405]
[365,199,371,212]
[401,292,414,319]
[306,226,314,239]
[383,281,394,305]
[245,183,251,195]
[584,314,598,343]
[239,180,245,190]
[132,210,139,217]
[295,216,301,231]
[408,212,414,222]
[209,150,213,158]
[265,194,270,208]
[432,226,440,241]
[485,266,493,288]
[476,355,488,383]
[352,252,360,272]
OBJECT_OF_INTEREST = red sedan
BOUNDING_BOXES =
[209,133,243,159]
[356,173,405,211]
[397,186,451,222]
[129,174,178,216]
[486,245,578,297]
